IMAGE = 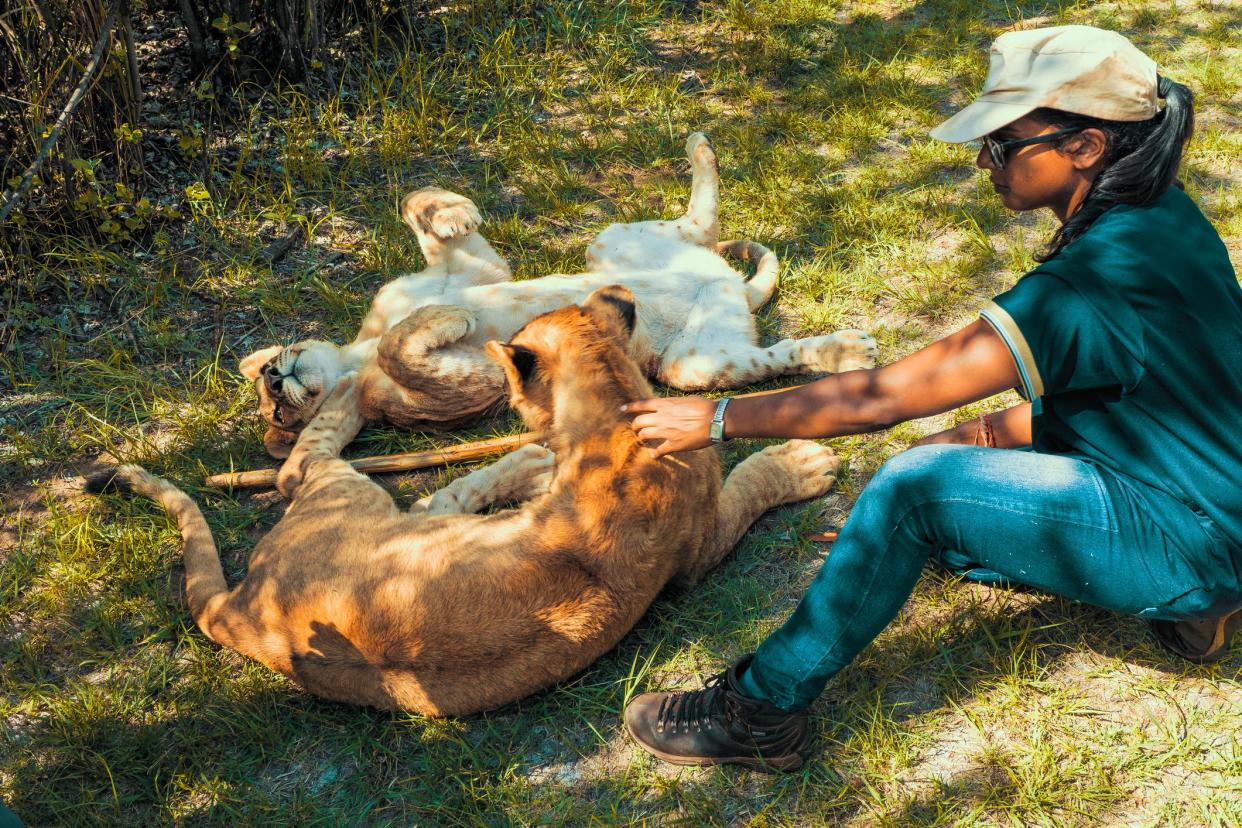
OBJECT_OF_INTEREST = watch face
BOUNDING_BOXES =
[710,398,729,443]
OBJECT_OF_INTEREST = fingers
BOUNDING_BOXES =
[628,413,660,432]
[636,434,672,458]
[619,395,714,457]
[619,398,662,416]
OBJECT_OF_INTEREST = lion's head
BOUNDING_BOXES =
[485,285,646,436]
[239,340,349,458]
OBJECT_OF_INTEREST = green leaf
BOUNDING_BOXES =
[185,182,211,201]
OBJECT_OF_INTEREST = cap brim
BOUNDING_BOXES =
[929,99,1038,143]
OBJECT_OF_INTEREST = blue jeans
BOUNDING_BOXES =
[740,444,1241,711]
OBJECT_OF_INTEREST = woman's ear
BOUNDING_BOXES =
[1067,127,1109,170]
[485,341,538,391]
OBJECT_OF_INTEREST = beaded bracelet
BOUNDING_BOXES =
[977,413,996,448]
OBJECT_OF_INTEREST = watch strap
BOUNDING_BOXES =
[709,398,731,443]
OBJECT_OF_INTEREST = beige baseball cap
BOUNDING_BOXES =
[930,25,1158,143]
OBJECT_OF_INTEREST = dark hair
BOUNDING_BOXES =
[1031,76,1194,261]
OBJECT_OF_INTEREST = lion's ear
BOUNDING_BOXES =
[485,341,538,391]
[582,284,636,341]
[239,345,284,380]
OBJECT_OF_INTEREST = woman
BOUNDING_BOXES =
[621,25,1242,771]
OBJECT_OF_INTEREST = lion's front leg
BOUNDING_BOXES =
[415,444,554,514]
[276,375,366,498]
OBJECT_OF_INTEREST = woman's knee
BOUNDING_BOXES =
[865,444,967,502]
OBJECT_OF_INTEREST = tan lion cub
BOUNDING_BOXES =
[87,286,838,715]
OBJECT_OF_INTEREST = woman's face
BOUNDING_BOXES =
[976,114,1103,221]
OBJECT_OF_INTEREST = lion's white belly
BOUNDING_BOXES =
[370,240,757,366]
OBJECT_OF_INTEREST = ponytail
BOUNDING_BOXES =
[1034,76,1195,261]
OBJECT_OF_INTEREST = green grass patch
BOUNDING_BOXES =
[2,0,1240,825]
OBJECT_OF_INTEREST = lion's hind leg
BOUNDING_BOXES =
[399,187,511,285]
[678,441,840,585]
[660,329,879,390]
[416,444,554,515]
[672,132,720,249]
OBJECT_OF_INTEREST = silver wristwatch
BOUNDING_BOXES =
[709,398,731,443]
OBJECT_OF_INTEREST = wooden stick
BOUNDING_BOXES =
[205,432,538,490]
[206,381,808,490]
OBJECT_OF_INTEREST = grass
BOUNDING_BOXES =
[2,0,1241,824]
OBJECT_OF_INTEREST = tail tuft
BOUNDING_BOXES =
[84,466,135,496]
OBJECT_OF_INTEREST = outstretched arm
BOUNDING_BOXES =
[626,319,1023,456]
[913,401,1032,448]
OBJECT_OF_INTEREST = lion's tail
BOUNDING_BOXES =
[717,239,779,311]
[85,465,233,643]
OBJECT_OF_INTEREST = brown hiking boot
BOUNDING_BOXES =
[624,655,812,771]
[1150,607,1242,664]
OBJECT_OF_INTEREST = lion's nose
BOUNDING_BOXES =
[264,367,284,393]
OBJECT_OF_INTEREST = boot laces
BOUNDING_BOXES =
[655,672,727,734]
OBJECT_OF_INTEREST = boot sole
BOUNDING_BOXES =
[1151,609,1242,664]
[625,720,806,772]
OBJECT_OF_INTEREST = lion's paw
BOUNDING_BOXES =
[499,444,555,502]
[429,199,481,239]
[421,486,467,515]
[402,188,482,240]
[685,132,716,170]
[276,453,306,499]
[760,439,840,501]
[802,330,879,374]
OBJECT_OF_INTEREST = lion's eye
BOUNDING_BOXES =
[273,405,284,424]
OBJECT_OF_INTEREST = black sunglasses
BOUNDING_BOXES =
[984,128,1080,169]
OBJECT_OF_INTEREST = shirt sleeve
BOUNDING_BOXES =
[980,269,1141,400]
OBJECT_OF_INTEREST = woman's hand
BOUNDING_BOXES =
[622,396,718,457]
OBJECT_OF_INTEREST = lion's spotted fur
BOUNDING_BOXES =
[91,288,841,715]
[241,133,877,458]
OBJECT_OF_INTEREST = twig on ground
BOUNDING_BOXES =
[257,207,328,263]
[205,432,539,489]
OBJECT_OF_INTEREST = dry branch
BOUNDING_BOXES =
[205,385,813,490]
[206,432,539,489]
[0,2,119,225]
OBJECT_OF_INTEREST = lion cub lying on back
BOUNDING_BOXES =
[89,286,839,715]
[241,133,877,458]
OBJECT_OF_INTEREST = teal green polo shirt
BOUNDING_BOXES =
[980,186,1242,562]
